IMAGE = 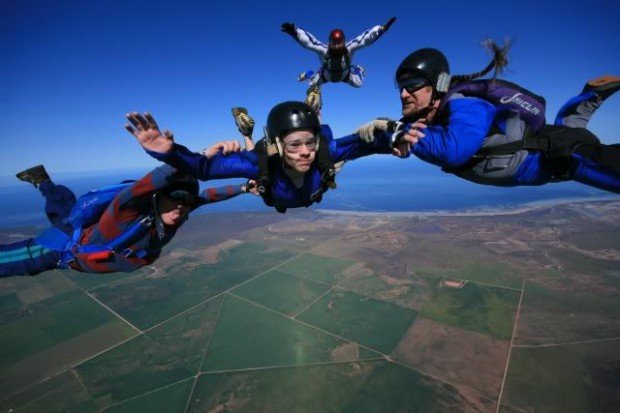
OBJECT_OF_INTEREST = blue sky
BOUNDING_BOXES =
[1,0,619,176]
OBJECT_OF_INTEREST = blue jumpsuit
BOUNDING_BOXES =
[408,91,620,193]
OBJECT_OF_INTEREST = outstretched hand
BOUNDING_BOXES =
[383,17,396,32]
[125,112,174,154]
[200,140,241,159]
[281,22,296,36]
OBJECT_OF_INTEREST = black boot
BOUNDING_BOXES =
[16,165,51,188]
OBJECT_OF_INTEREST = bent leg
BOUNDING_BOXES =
[555,76,620,127]
[554,92,600,128]
[0,238,62,277]
[39,181,76,234]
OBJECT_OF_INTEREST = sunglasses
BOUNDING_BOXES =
[397,77,429,94]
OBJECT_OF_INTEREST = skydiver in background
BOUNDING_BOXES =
[281,17,396,89]
[357,40,620,194]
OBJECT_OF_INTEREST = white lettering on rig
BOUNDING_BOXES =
[499,93,541,115]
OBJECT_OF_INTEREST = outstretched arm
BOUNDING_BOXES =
[281,22,327,57]
[194,182,254,208]
[125,112,258,180]
[346,17,396,55]
[326,124,394,164]
[151,141,259,181]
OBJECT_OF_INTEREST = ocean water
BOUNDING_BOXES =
[0,158,617,228]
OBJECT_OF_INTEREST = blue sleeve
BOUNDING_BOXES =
[327,126,393,163]
[412,97,496,168]
[147,143,259,181]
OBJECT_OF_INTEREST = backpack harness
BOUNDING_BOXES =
[34,181,159,271]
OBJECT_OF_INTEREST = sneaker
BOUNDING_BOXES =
[305,85,322,113]
[16,164,51,188]
[231,107,255,137]
[583,75,620,100]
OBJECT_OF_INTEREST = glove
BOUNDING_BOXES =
[281,22,296,36]
[383,17,396,32]
[356,118,397,143]
[231,107,255,137]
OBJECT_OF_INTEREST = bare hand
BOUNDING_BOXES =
[201,140,241,159]
[125,112,174,154]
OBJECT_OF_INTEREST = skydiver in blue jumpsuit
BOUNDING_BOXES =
[361,43,620,193]
[126,103,394,212]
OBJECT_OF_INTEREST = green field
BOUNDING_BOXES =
[145,296,223,373]
[231,269,332,316]
[278,253,354,284]
[0,289,116,369]
[105,378,194,413]
[188,360,492,412]
[416,261,523,289]
[202,295,378,371]
[517,280,620,344]
[336,268,437,311]
[0,271,77,324]
[63,267,144,290]
[420,282,519,340]
[1,370,98,413]
[296,289,418,354]
[503,339,620,412]
[92,243,294,329]
[345,361,495,412]
[0,292,21,323]
[74,334,194,406]
[189,361,382,412]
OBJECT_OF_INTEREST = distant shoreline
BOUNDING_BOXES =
[316,196,620,218]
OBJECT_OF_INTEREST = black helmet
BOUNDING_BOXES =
[265,101,320,141]
[395,48,451,94]
[160,178,199,207]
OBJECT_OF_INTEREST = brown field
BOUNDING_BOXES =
[393,317,509,398]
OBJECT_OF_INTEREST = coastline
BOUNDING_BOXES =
[316,196,620,218]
